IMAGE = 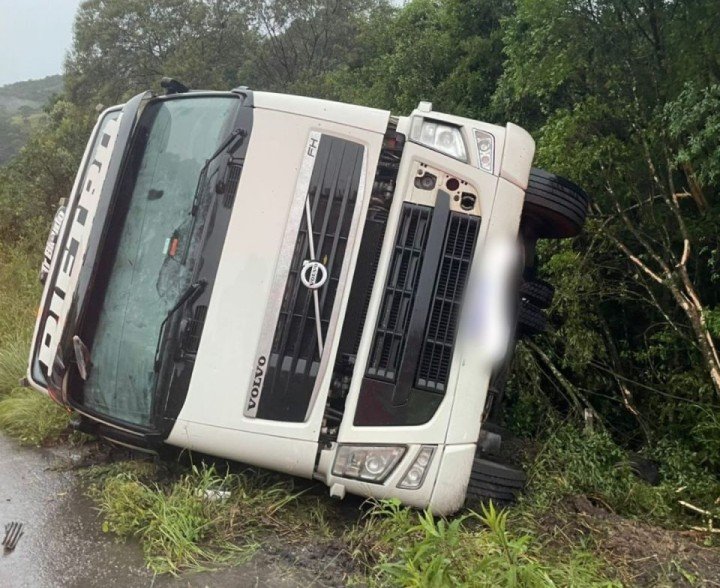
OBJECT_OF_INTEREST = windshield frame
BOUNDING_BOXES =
[62,91,252,436]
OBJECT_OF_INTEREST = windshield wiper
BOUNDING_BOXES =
[153,279,207,371]
[191,127,247,215]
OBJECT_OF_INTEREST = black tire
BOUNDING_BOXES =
[516,300,547,337]
[519,278,554,309]
[466,457,526,505]
[522,168,589,239]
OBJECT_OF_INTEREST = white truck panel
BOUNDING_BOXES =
[254,91,390,134]
[169,104,387,446]
[169,418,319,476]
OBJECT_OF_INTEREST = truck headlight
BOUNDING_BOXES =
[474,129,494,173]
[410,118,467,162]
[332,445,406,483]
[397,445,436,490]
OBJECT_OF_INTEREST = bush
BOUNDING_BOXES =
[524,423,720,524]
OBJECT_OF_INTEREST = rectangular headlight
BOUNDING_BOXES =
[332,445,406,483]
[410,117,467,162]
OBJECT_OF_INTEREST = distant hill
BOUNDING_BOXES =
[0,75,64,112]
[0,75,63,165]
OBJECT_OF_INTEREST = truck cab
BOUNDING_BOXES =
[27,85,587,514]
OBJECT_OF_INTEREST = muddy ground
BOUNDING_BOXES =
[1,433,719,587]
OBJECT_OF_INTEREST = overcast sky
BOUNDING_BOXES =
[0,1,410,87]
[0,0,81,86]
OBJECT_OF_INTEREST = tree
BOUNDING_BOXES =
[242,0,391,93]
[321,0,512,117]
[65,0,256,106]
[497,0,720,429]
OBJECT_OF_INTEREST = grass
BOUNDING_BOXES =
[0,386,70,445]
[0,243,37,397]
[347,499,617,587]
[0,239,42,346]
[0,333,30,395]
[88,461,334,576]
[521,422,720,526]
[88,460,620,585]
[77,417,719,584]
[0,239,71,446]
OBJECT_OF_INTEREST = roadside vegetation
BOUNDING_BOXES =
[85,459,620,585]
[1,0,719,584]
[0,240,70,445]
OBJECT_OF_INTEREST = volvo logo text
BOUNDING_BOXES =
[300,260,327,290]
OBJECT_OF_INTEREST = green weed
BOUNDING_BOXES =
[0,240,42,345]
[91,464,255,574]
[0,334,29,397]
[0,241,40,396]
[349,499,617,587]
[0,234,73,445]
[0,387,70,445]
[89,462,332,575]
[522,423,720,526]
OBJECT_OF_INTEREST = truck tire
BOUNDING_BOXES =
[466,457,526,506]
[522,168,589,239]
[519,278,554,309]
[517,300,547,337]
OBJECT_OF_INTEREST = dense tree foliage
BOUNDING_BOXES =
[1,0,719,470]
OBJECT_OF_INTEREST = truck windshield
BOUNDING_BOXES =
[83,96,238,426]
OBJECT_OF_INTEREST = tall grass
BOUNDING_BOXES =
[90,463,618,584]
[0,240,41,343]
[0,240,41,393]
[89,462,332,575]
[0,334,30,396]
[0,239,70,444]
[348,500,617,587]
[522,423,720,525]
[0,387,69,445]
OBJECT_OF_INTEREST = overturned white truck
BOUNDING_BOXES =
[28,83,588,514]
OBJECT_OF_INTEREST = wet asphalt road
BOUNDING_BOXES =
[0,435,319,587]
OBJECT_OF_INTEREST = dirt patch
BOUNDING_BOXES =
[538,496,720,586]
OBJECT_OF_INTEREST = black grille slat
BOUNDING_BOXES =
[416,214,479,392]
[257,136,364,422]
[181,305,208,355]
[223,163,243,208]
[366,204,432,381]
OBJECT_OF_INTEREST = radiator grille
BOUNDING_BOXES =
[415,213,479,392]
[257,135,364,421]
[366,204,432,382]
